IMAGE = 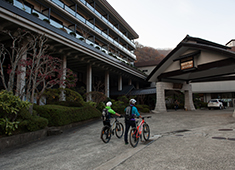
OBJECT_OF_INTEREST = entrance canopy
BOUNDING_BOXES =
[147,35,235,112]
[147,35,235,83]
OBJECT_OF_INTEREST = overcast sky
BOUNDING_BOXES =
[107,0,235,49]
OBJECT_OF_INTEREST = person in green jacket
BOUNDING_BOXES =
[103,101,121,127]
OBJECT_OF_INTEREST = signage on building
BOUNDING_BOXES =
[180,57,194,70]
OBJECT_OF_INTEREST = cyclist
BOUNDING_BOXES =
[124,99,142,145]
[103,101,122,127]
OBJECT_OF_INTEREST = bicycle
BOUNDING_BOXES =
[129,116,151,148]
[101,117,124,143]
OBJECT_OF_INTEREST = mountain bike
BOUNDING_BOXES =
[129,116,151,148]
[101,117,124,143]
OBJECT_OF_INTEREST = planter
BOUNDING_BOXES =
[31,12,39,18]
[79,37,84,41]
[59,27,67,33]
[69,32,76,37]
[43,19,50,24]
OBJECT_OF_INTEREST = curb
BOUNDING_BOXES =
[0,118,100,152]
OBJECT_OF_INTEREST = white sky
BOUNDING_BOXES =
[107,0,235,49]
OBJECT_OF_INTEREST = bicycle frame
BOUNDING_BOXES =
[135,119,145,139]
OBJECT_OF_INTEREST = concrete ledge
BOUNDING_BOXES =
[0,129,47,151]
[0,118,99,152]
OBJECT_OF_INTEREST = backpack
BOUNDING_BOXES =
[125,106,133,121]
[102,108,109,121]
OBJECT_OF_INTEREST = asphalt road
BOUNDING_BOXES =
[1,108,235,170]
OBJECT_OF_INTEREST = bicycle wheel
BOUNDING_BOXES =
[129,128,139,148]
[101,126,111,143]
[115,122,124,138]
[143,123,150,141]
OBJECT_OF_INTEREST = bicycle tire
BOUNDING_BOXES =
[129,128,139,148]
[143,123,150,141]
[115,122,124,138]
[101,126,111,143]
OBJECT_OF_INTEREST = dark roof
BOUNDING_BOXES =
[130,87,156,95]
[110,85,134,96]
[134,60,161,67]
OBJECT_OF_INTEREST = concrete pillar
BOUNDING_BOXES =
[86,64,92,101]
[183,83,195,111]
[118,75,122,91]
[105,71,109,98]
[154,82,167,112]
[204,93,211,103]
[59,56,66,101]
[128,79,132,85]
[16,53,26,99]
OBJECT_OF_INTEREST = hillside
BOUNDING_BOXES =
[134,42,172,65]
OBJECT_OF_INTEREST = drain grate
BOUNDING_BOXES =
[212,137,226,140]
[171,129,190,134]
[218,129,233,131]
[227,138,235,141]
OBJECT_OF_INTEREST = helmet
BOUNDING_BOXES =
[106,101,112,106]
[129,99,136,105]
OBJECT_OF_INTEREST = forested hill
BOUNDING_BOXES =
[134,42,172,65]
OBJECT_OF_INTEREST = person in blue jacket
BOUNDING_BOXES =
[124,99,142,145]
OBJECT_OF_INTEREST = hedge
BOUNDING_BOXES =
[33,104,101,126]
[18,108,48,132]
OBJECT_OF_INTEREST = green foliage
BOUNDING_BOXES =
[18,108,48,132]
[85,101,96,107]
[111,100,126,114]
[0,90,31,116]
[44,88,85,106]
[117,96,129,103]
[136,104,150,113]
[84,91,107,107]
[96,102,105,112]
[33,104,101,126]
[0,117,19,135]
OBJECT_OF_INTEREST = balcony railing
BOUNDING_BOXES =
[12,0,136,61]
[78,0,136,49]
[50,0,136,60]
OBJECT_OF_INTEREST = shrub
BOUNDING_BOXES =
[31,12,39,17]
[44,88,85,106]
[136,104,150,113]
[59,27,67,33]
[0,90,31,135]
[18,108,48,132]
[111,100,126,114]
[70,32,76,36]
[43,19,50,23]
[33,104,101,126]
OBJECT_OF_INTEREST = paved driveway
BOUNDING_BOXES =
[1,108,235,170]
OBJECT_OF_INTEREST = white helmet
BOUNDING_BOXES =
[129,99,136,105]
[106,101,112,106]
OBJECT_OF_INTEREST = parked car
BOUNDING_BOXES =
[207,99,223,110]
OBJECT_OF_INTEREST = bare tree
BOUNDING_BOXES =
[0,29,77,113]
[0,28,34,92]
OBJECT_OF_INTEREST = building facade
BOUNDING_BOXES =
[0,0,148,100]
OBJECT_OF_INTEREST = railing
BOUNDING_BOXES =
[78,0,136,48]
[13,0,136,61]
[50,0,136,60]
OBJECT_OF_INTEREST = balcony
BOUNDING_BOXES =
[12,0,136,62]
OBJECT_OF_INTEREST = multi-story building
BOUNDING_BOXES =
[0,0,148,99]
